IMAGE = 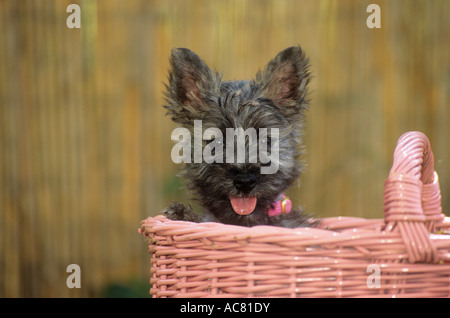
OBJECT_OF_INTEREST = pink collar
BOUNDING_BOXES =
[267,194,292,217]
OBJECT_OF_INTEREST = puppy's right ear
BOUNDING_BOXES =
[256,46,311,119]
[165,48,218,124]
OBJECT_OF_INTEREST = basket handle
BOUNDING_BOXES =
[383,131,444,263]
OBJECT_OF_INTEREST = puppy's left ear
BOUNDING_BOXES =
[257,46,311,117]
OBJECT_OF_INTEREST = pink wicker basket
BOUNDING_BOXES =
[140,131,450,298]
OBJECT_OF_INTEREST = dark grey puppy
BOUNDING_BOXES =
[163,46,315,228]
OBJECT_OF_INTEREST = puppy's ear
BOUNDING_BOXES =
[165,48,219,124]
[257,46,311,117]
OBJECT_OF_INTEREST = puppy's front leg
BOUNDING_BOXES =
[162,201,202,222]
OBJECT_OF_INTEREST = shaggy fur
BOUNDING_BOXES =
[162,46,315,228]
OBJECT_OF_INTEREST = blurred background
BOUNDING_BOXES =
[0,0,448,297]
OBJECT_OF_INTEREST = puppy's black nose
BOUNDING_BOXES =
[233,174,257,194]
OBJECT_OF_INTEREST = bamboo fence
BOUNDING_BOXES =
[0,0,448,297]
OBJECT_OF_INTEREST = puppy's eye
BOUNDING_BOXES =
[203,136,214,144]
[203,136,223,146]
[261,136,272,147]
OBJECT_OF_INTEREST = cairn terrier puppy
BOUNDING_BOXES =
[163,46,315,228]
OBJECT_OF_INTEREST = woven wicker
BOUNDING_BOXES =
[140,131,450,298]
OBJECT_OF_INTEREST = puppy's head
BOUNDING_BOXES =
[165,47,311,225]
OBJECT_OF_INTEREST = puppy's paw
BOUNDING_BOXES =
[162,201,201,222]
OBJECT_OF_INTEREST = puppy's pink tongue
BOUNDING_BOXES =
[230,197,257,215]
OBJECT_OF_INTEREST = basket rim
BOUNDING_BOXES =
[140,214,450,253]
